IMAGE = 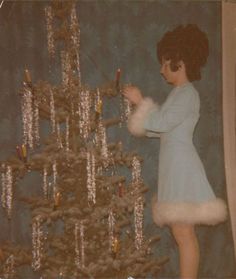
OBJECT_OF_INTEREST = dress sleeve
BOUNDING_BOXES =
[127,97,159,137]
[127,89,194,136]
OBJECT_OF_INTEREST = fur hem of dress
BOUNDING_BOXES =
[152,196,227,227]
[127,97,157,136]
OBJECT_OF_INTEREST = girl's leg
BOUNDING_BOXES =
[171,223,199,279]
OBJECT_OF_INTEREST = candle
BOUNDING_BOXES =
[24,69,32,84]
[118,182,124,197]
[115,68,121,88]
[96,99,103,114]
[54,192,62,207]
[112,236,120,254]
[16,145,22,160]
[21,144,27,159]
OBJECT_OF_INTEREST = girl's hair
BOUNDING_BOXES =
[157,24,209,81]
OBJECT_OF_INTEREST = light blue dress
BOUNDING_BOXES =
[128,82,227,226]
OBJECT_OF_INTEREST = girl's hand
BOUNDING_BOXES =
[122,85,143,105]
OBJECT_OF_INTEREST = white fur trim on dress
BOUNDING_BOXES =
[152,196,227,227]
[127,97,157,136]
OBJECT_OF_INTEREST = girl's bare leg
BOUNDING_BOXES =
[171,223,199,279]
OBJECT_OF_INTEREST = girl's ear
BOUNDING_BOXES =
[177,60,185,69]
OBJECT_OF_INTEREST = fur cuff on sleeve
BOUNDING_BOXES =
[127,97,157,136]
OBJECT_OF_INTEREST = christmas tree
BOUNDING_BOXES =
[0,1,168,278]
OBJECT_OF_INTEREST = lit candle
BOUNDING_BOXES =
[21,144,27,160]
[112,236,120,254]
[16,145,22,160]
[115,68,121,88]
[96,99,103,114]
[54,192,62,207]
[118,182,124,197]
[24,69,32,84]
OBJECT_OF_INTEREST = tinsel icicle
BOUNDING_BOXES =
[74,221,85,269]
[50,89,56,133]
[70,3,81,85]
[86,151,96,204]
[1,165,13,218]
[32,216,44,271]
[21,85,34,149]
[45,6,55,57]
[134,196,144,250]
[78,90,91,140]
[108,209,115,252]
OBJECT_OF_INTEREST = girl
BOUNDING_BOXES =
[123,24,227,279]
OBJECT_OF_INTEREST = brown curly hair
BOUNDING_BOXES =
[157,24,209,81]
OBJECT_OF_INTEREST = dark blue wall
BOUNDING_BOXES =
[0,1,235,278]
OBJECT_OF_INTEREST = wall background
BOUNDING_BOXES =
[0,1,235,278]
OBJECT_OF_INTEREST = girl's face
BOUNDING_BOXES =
[160,58,178,85]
